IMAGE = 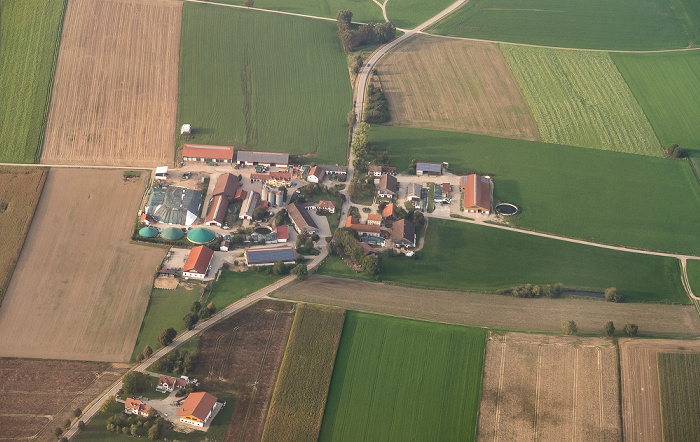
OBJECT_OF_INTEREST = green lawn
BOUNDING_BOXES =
[371,125,700,256]
[205,268,282,311]
[611,51,700,156]
[0,0,67,163]
[316,255,377,281]
[379,219,687,303]
[658,352,700,441]
[685,260,700,295]
[177,3,352,164]
[130,285,204,361]
[201,0,383,23]
[319,311,486,441]
[385,0,456,29]
[500,45,660,156]
[427,0,696,50]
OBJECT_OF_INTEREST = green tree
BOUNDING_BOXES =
[158,327,177,347]
[136,353,145,363]
[253,205,267,221]
[207,302,216,314]
[272,260,288,276]
[78,421,85,430]
[63,418,72,429]
[148,423,161,441]
[562,320,578,335]
[183,353,197,373]
[199,306,211,320]
[604,321,615,337]
[100,395,116,413]
[191,301,201,313]
[604,287,624,303]
[143,345,153,358]
[122,371,150,396]
[183,313,199,331]
[624,323,639,337]
[245,0,254,7]
[54,427,63,437]
[361,255,379,275]
[291,263,308,280]
[74,407,82,418]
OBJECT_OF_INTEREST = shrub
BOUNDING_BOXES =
[624,323,639,337]
[562,320,578,335]
[604,287,624,302]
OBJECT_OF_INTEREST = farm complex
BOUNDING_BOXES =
[2,0,700,439]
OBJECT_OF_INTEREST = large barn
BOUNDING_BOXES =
[235,151,289,168]
[461,174,492,215]
[244,247,297,266]
[183,144,235,163]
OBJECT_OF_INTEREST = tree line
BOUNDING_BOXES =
[336,10,396,53]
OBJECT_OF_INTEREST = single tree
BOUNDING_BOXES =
[199,306,211,320]
[100,395,116,413]
[143,345,153,358]
[562,320,578,335]
[136,353,145,363]
[245,0,254,7]
[604,321,615,337]
[54,427,63,437]
[361,255,379,276]
[604,287,623,303]
[74,407,82,418]
[148,422,161,440]
[191,301,201,313]
[207,302,216,314]
[158,327,177,347]
[63,418,72,429]
[183,313,199,331]
[624,323,639,337]
[291,263,308,280]
[78,421,85,430]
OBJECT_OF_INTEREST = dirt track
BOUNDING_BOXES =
[277,276,700,337]
[619,338,700,442]
[42,0,181,166]
[0,169,164,361]
[376,35,540,140]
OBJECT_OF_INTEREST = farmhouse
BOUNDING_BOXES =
[346,216,382,237]
[276,224,289,242]
[377,174,398,198]
[307,166,325,183]
[182,246,215,280]
[287,203,318,234]
[268,172,292,187]
[125,398,151,417]
[317,200,336,213]
[250,173,269,183]
[406,182,422,202]
[239,191,261,220]
[367,213,382,226]
[212,173,239,199]
[461,174,492,214]
[383,203,397,220]
[392,219,416,248]
[157,375,187,393]
[245,247,297,266]
[368,165,397,177]
[319,165,347,176]
[177,392,218,427]
[236,151,289,168]
[416,163,442,176]
[183,145,235,163]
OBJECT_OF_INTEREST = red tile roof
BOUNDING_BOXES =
[205,195,228,225]
[367,213,382,221]
[270,171,291,181]
[442,183,451,193]
[276,224,289,240]
[462,174,492,212]
[177,392,218,421]
[309,166,325,180]
[317,200,335,210]
[183,246,214,274]
[183,144,235,161]
[346,215,381,234]
[251,173,269,181]
[212,173,239,199]
[382,203,396,219]
[234,188,247,200]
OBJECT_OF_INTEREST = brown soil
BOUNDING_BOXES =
[376,35,540,140]
[0,169,165,361]
[42,0,181,166]
[619,338,700,442]
[277,276,700,337]
[193,299,295,442]
[478,333,621,441]
[0,358,128,441]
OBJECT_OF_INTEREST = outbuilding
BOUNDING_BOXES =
[244,247,297,266]
[416,163,442,176]
[177,392,218,427]
[461,174,492,214]
[183,144,235,163]
[182,245,215,279]
[235,151,289,168]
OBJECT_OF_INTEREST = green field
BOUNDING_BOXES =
[262,303,346,442]
[427,0,697,50]
[371,125,700,255]
[205,268,282,311]
[380,219,687,303]
[319,312,486,441]
[178,3,352,164]
[201,0,383,23]
[500,45,660,155]
[385,0,456,29]
[316,255,376,281]
[685,260,700,295]
[657,352,700,441]
[0,0,67,163]
[611,51,700,157]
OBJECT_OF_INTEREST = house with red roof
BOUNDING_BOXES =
[177,392,218,427]
[276,224,289,242]
[345,216,381,237]
[367,213,382,226]
[461,174,492,215]
[125,398,151,417]
[307,166,325,183]
[382,203,397,220]
[157,375,187,393]
[182,246,215,280]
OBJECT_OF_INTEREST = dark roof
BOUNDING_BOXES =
[287,203,318,231]
[392,219,415,243]
[212,173,239,199]
[378,174,397,192]
[318,165,347,173]
[416,163,442,173]
[146,186,201,225]
[245,247,297,264]
[236,151,289,164]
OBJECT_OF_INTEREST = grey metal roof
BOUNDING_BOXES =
[146,186,201,225]
[236,151,289,164]
[246,247,296,264]
[416,163,442,173]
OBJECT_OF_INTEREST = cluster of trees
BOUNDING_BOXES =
[136,344,153,363]
[120,371,152,396]
[296,233,317,254]
[563,320,639,337]
[158,327,177,347]
[274,208,289,226]
[363,83,390,124]
[184,301,217,331]
[150,347,197,376]
[331,228,380,276]
[351,123,390,175]
[664,143,686,158]
[498,283,565,298]
[106,409,165,439]
[336,10,396,52]
[604,287,624,303]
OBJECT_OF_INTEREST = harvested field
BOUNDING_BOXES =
[276,276,700,337]
[192,299,295,441]
[0,169,164,361]
[619,338,700,442]
[658,352,700,441]
[376,35,539,140]
[0,167,47,302]
[42,0,181,166]
[0,358,128,441]
[478,332,621,441]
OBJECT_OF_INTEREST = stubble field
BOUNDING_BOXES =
[41,0,181,166]
[618,338,700,442]
[376,36,539,140]
[0,169,164,362]
[0,359,128,441]
[478,333,620,441]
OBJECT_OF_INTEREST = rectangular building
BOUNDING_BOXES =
[416,162,442,176]
[287,202,318,234]
[461,174,492,214]
[235,151,289,168]
[183,145,235,163]
[182,246,215,279]
[244,247,297,266]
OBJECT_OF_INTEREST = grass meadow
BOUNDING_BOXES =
[371,125,700,256]
[262,303,346,442]
[319,312,487,441]
[178,3,352,164]
[198,0,383,23]
[205,268,282,311]
[500,45,660,155]
[685,259,700,295]
[316,255,377,281]
[427,0,697,50]
[0,0,67,163]
[385,0,456,29]
[612,51,700,155]
[657,352,700,441]
[380,220,687,303]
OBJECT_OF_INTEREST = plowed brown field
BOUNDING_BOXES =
[42,0,181,166]
[619,338,700,442]
[0,358,128,441]
[0,169,164,361]
[375,35,540,140]
[478,333,621,441]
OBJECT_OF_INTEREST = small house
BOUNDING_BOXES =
[392,219,416,248]
[377,174,398,198]
[307,166,325,183]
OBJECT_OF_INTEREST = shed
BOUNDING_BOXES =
[181,124,192,135]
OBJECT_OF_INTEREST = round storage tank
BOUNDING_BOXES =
[268,190,276,205]
[275,190,284,207]
[161,227,185,241]
[187,228,216,244]
[139,227,159,238]
[261,185,269,201]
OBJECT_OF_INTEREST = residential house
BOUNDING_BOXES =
[317,200,335,213]
[377,174,398,198]
[368,165,397,177]
[157,376,187,393]
[183,145,235,163]
[125,398,151,417]
[177,392,218,427]
[461,174,492,214]
[182,246,215,280]
[268,172,292,187]
[392,219,416,248]
[367,213,382,226]
[382,202,397,220]
[287,203,318,234]
[345,216,382,237]
[416,163,442,176]
[244,247,297,266]
[307,166,325,183]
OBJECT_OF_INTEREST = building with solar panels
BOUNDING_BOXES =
[244,247,297,267]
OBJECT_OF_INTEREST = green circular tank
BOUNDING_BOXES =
[139,227,159,238]
[187,228,215,244]
[161,227,185,241]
